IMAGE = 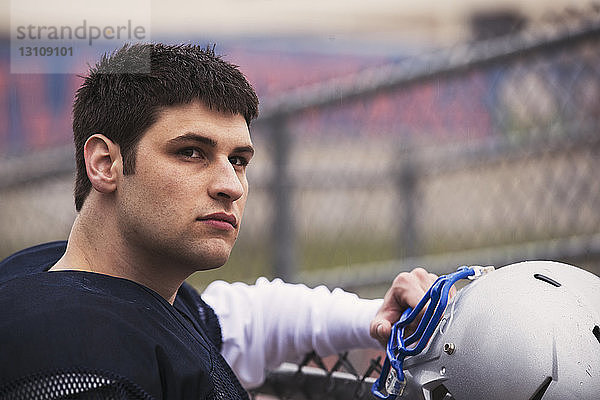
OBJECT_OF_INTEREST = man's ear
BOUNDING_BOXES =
[84,134,123,194]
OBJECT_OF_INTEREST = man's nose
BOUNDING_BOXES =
[208,158,244,202]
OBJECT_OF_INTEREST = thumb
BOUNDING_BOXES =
[371,319,392,347]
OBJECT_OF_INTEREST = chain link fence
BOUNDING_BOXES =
[248,5,600,296]
[1,5,599,292]
[251,351,382,400]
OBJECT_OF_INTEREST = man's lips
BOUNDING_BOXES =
[197,212,238,230]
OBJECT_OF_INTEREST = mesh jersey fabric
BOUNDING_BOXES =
[0,241,249,400]
[0,367,154,400]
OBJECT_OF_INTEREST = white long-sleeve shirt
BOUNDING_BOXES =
[202,277,383,389]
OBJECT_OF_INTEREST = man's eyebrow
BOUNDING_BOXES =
[167,132,254,155]
[233,145,255,156]
[167,133,217,147]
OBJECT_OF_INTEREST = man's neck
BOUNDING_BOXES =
[49,211,185,305]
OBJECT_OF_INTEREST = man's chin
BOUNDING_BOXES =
[159,237,233,272]
[193,255,229,271]
[188,244,232,271]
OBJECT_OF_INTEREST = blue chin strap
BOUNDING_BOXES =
[371,265,494,399]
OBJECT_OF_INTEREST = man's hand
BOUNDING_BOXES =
[370,267,447,347]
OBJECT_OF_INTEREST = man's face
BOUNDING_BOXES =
[115,101,254,271]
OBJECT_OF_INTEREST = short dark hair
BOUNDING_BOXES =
[73,43,259,211]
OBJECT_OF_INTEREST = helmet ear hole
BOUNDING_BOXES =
[431,384,453,400]
[530,377,552,400]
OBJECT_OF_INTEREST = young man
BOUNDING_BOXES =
[0,44,437,399]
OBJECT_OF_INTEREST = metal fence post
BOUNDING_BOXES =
[397,145,419,259]
[270,117,296,281]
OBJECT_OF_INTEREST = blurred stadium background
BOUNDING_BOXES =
[1,1,599,397]
[1,0,598,294]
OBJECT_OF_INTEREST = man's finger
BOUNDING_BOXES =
[370,319,392,346]
[370,268,440,346]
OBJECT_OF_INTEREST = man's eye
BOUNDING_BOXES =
[229,156,249,167]
[179,148,203,158]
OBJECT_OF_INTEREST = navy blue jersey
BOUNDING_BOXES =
[0,241,248,400]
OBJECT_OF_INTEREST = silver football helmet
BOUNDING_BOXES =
[398,261,600,400]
